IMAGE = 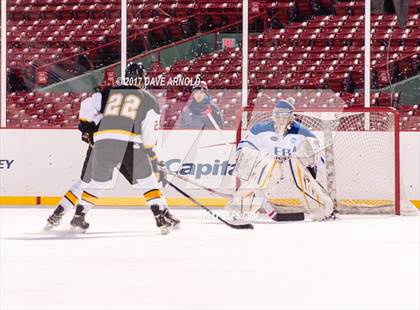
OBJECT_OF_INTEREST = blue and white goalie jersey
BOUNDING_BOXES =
[237,120,326,175]
[238,120,315,156]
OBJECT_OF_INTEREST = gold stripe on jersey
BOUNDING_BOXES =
[94,129,143,143]
[94,129,140,137]
[81,191,98,204]
[64,191,78,206]
[143,144,154,149]
[79,118,89,122]
[143,189,162,201]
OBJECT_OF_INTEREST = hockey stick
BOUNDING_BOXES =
[169,163,304,222]
[168,181,254,230]
[166,169,234,199]
[205,111,231,146]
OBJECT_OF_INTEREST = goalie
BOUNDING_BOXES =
[230,100,335,222]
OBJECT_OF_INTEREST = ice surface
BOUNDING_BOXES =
[1,208,419,310]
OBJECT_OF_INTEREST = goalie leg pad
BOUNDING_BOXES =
[289,157,334,221]
[234,147,277,190]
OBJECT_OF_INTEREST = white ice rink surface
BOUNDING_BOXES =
[0,208,419,310]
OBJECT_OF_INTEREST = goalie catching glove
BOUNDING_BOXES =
[293,137,321,174]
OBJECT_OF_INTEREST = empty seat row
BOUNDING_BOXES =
[5,90,418,131]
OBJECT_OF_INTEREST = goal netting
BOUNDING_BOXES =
[240,106,418,216]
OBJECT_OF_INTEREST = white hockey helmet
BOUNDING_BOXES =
[272,100,295,133]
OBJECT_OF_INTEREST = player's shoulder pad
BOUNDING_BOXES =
[250,121,275,135]
[288,121,316,138]
[90,92,102,108]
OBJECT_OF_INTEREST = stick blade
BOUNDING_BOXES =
[228,223,254,230]
[273,212,305,222]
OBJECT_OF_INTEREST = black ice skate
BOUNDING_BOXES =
[150,205,171,235]
[44,206,64,231]
[163,209,181,229]
[70,214,90,233]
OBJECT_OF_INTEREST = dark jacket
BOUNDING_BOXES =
[178,96,224,129]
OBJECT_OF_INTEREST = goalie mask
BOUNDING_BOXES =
[272,100,295,134]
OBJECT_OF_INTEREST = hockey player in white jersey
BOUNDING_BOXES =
[45,63,180,234]
[231,100,335,222]
[44,91,106,231]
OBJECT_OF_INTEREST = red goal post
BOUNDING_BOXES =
[237,105,414,215]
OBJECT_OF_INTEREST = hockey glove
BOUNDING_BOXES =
[155,170,168,187]
[155,161,168,187]
[79,120,96,145]
[78,120,96,133]
[81,132,94,145]
[157,161,168,187]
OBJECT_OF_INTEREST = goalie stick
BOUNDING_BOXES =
[169,168,304,222]
[168,181,254,230]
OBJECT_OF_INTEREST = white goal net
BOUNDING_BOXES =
[240,106,417,215]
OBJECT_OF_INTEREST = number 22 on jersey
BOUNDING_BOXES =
[104,93,142,120]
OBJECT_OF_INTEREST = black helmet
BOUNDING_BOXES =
[125,62,146,79]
